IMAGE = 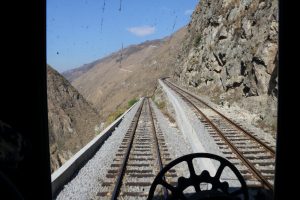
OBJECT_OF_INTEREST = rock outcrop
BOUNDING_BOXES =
[173,0,278,133]
[61,0,278,134]
[47,66,101,172]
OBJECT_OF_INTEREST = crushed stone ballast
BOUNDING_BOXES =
[98,98,176,199]
[163,79,275,191]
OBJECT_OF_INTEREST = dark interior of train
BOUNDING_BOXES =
[0,0,295,200]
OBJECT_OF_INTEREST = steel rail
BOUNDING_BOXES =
[110,98,145,200]
[148,98,168,199]
[165,80,275,157]
[163,80,274,191]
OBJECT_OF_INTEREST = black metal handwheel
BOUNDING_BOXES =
[147,153,248,200]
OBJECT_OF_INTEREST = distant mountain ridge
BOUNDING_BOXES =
[62,60,102,82]
[59,0,278,135]
[63,27,187,123]
[62,38,168,82]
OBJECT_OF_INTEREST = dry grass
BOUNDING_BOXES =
[104,106,127,127]
[70,27,187,128]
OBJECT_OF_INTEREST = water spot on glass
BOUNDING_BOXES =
[119,0,122,12]
[102,0,106,13]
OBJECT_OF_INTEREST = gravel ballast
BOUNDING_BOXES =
[55,99,143,200]
[172,83,276,148]
[158,80,239,184]
[150,99,193,178]
[159,81,226,157]
[150,99,193,159]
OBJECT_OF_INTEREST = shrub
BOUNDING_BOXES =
[128,98,138,107]
[105,107,127,126]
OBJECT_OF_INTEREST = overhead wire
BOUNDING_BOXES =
[100,0,106,33]
[119,43,123,68]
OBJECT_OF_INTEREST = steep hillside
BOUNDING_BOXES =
[64,27,187,124]
[173,0,278,133]
[47,65,101,172]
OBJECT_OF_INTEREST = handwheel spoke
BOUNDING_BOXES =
[148,153,248,200]
[194,184,201,192]
[187,160,196,177]
[161,179,176,193]
[215,163,225,180]
[187,160,201,192]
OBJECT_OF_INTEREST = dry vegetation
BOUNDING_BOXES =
[104,98,138,127]
[47,66,101,172]
[65,27,187,128]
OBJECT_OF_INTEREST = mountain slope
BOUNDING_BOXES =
[62,0,278,135]
[47,65,101,172]
[63,27,187,123]
[173,0,278,133]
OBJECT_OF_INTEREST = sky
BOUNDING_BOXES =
[47,0,199,72]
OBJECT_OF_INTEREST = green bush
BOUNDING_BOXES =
[128,98,138,107]
[105,107,127,126]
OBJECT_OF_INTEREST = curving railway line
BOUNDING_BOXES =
[163,79,275,192]
[98,98,177,199]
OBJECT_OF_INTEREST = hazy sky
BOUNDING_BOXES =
[47,0,199,72]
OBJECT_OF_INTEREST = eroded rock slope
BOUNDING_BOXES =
[47,65,101,172]
[173,0,278,133]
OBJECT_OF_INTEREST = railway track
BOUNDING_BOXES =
[163,79,275,192]
[98,98,176,199]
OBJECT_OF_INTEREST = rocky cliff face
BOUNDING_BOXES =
[173,0,278,133]
[47,66,101,173]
